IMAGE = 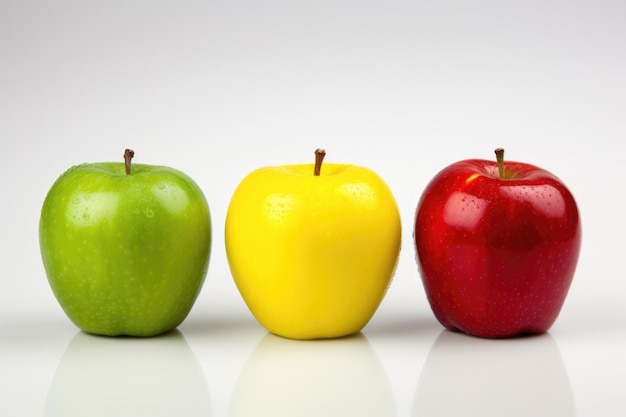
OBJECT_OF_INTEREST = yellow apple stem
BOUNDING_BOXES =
[494,147,505,179]
[314,148,326,176]
[124,149,135,175]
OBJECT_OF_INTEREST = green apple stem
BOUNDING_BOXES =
[494,148,505,179]
[314,148,326,176]
[124,149,135,175]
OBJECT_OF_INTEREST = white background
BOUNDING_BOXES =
[1,0,625,416]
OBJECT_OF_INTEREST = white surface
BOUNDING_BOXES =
[1,1,625,416]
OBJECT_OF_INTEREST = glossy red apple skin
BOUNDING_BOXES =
[414,158,581,338]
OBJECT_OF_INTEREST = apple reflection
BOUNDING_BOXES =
[413,331,575,417]
[45,330,211,417]
[230,332,395,417]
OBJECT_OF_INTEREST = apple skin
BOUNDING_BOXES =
[39,161,211,337]
[225,162,401,340]
[413,158,581,338]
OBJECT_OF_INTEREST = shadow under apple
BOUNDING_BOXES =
[412,330,576,417]
[45,330,211,417]
[229,332,396,417]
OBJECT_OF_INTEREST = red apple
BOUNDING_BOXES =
[414,149,581,338]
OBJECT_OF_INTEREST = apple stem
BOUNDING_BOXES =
[314,148,326,176]
[494,148,505,179]
[124,149,135,175]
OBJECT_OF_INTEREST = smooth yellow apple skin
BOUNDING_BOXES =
[225,163,401,339]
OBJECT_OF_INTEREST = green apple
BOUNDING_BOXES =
[39,150,211,337]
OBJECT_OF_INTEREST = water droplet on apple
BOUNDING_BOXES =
[144,208,154,218]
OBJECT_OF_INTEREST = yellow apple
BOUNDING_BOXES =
[225,149,401,339]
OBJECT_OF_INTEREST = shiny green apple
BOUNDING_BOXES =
[39,150,211,337]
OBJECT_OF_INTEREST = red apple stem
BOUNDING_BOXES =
[494,148,505,179]
[314,148,326,176]
[124,149,135,175]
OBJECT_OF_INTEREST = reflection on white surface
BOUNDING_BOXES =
[230,332,395,417]
[44,330,211,417]
[413,331,575,417]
